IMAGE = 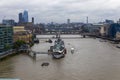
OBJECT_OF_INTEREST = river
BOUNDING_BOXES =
[0,35,120,80]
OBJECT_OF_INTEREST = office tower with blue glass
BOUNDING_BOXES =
[19,13,23,23]
[18,10,29,23]
[23,10,28,22]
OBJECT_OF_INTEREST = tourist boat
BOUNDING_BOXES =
[116,44,120,48]
[46,39,52,43]
[48,38,66,59]
[34,38,39,43]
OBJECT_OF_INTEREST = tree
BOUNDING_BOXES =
[13,40,26,49]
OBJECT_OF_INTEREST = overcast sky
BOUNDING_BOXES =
[0,0,120,23]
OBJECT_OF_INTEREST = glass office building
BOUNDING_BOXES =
[0,25,13,53]
[23,10,28,22]
[18,10,29,23]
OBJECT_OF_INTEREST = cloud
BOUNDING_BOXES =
[0,0,120,23]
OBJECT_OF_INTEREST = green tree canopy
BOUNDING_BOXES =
[13,40,26,49]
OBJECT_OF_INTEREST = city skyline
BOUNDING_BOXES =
[0,0,120,23]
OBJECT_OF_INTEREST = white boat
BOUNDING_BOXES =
[34,38,39,43]
[116,44,120,48]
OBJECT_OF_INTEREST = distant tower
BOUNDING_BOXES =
[23,10,29,22]
[19,13,23,23]
[118,19,120,24]
[51,22,53,25]
[67,19,70,24]
[86,16,88,24]
[32,17,34,24]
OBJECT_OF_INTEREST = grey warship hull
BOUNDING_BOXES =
[49,38,66,59]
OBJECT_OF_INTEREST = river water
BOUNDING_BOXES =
[0,35,120,80]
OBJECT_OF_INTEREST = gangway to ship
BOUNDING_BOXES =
[31,51,48,55]
[28,49,48,57]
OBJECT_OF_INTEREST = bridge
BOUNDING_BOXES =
[36,34,86,39]
[27,49,49,57]
[37,37,83,39]
[44,30,81,34]
[31,51,48,54]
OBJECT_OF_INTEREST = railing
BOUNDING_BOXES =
[0,49,15,59]
[0,49,12,56]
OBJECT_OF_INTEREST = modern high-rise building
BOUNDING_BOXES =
[32,17,34,24]
[19,13,23,23]
[23,10,28,22]
[18,10,29,23]
[67,19,70,24]
[86,17,88,24]
[0,25,13,53]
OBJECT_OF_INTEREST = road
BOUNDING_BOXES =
[0,35,120,80]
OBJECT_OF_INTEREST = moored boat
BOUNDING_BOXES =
[49,38,66,59]
[116,44,120,48]
[34,38,39,43]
